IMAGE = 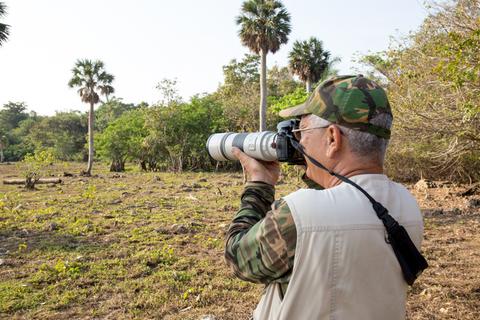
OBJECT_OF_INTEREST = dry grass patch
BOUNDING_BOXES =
[0,162,479,319]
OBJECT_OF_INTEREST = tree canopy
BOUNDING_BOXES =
[68,59,115,105]
[288,37,334,92]
[236,0,291,55]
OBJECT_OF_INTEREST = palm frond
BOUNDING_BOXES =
[288,37,334,84]
[0,2,7,18]
[68,58,114,105]
[0,2,10,46]
[236,0,291,54]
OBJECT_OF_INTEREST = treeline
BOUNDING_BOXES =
[1,0,479,182]
[0,55,308,172]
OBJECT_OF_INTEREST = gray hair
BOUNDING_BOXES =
[306,113,392,162]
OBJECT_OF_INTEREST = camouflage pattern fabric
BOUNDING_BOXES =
[279,75,392,139]
[224,182,296,290]
[225,175,322,297]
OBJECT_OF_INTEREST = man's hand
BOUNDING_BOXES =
[232,147,280,186]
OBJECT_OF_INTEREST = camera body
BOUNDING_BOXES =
[275,119,305,165]
[206,119,305,165]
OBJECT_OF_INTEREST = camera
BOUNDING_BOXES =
[206,119,305,165]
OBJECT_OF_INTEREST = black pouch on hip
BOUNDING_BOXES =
[374,202,428,285]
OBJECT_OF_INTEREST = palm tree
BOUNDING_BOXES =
[0,2,10,46]
[236,0,291,131]
[288,37,334,92]
[68,59,114,176]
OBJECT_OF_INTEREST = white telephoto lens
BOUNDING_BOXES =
[206,132,277,161]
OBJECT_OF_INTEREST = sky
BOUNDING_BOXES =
[0,0,429,116]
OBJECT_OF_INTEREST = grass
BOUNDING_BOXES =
[0,162,479,319]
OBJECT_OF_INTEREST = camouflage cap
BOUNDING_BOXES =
[279,75,392,139]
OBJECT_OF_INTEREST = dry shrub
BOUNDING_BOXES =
[363,0,480,182]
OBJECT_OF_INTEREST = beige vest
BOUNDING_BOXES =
[253,174,423,320]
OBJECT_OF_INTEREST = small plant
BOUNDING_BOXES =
[21,149,56,190]
[145,245,177,268]
[0,192,21,213]
[182,287,196,300]
[53,260,83,278]
[17,242,27,252]
[82,184,97,200]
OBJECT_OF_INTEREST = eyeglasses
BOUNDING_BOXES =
[291,125,329,140]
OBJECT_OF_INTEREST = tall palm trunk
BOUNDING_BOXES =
[259,48,267,132]
[86,101,94,175]
[306,79,312,93]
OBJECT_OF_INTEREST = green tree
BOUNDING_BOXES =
[27,111,87,160]
[236,0,291,131]
[97,109,148,172]
[145,95,225,171]
[267,65,301,98]
[95,98,138,132]
[214,55,261,132]
[156,78,182,106]
[0,102,29,131]
[288,37,335,92]
[268,87,309,115]
[0,2,9,46]
[0,102,32,161]
[21,149,55,190]
[68,59,114,176]
[4,117,37,161]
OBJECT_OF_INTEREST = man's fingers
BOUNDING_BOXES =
[232,147,247,162]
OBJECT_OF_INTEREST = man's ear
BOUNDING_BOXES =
[325,125,342,158]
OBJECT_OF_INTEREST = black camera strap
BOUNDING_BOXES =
[288,138,428,285]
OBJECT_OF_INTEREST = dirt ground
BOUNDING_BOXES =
[0,162,479,319]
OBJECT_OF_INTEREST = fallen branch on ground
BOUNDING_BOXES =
[3,178,62,185]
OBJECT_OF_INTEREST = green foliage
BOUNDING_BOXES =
[82,184,97,200]
[214,55,300,132]
[21,149,56,189]
[222,54,260,88]
[144,94,225,171]
[53,260,84,278]
[214,55,261,132]
[95,98,139,132]
[268,87,309,114]
[267,65,301,98]
[0,102,29,132]
[96,109,148,171]
[0,102,34,161]
[145,245,177,267]
[27,111,87,161]
[156,78,183,106]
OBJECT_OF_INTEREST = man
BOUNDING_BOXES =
[224,75,424,319]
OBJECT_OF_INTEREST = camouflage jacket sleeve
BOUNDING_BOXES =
[224,181,297,284]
